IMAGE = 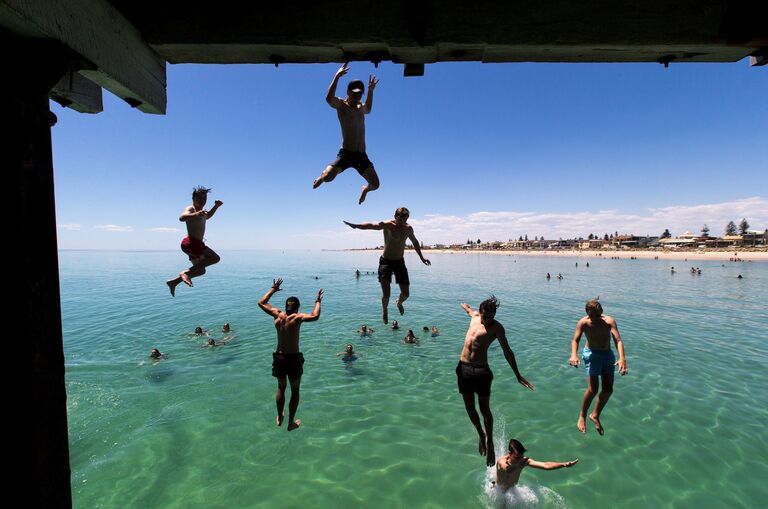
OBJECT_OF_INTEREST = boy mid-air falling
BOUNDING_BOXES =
[166,187,222,296]
[313,63,380,204]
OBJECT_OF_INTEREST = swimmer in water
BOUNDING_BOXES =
[546,273,551,280]
[150,348,165,360]
[457,297,534,467]
[569,298,628,435]
[403,329,418,344]
[422,326,429,333]
[336,344,360,362]
[222,323,231,333]
[357,324,374,337]
[431,326,440,337]
[391,320,400,330]
[193,327,209,336]
[495,439,578,492]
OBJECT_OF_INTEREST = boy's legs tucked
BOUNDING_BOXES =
[380,279,391,324]
[478,396,495,467]
[396,283,409,315]
[276,376,287,426]
[358,167,380,204]
[313,165,342,188]
[287,377,301,431]
[167,248,220,295]
[578,375,600,433]
[461,392,487,457]
[589,374,614,435]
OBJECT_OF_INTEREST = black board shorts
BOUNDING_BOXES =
[329,149,374,177]
[378,256,410,285]
[456,361,494,397]
[272,352,304,381]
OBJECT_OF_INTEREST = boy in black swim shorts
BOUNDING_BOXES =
[312,63,381,204]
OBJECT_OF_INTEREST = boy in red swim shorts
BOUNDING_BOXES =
[166,186,223,296]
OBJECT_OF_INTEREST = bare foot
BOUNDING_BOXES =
[396,301,405,315]
[312,176,323,189]
[383,307,388,324]
[589,414,604,435]
[287,419,301,431]
[577,415,587,433]
[478,433,487,456]
[486,440,496,467]
[180,272,193,287]
[166,280,178,297]
[358,186,369,204]
[276,413,284,427]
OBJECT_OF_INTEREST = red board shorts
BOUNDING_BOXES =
[181,236,206,261]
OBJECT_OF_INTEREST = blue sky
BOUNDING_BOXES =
[52,60,767,249]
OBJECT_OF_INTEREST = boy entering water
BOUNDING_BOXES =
[258,278,323,431]
[495,439,578,491]
[457,297,534,467]
[568,298,628,435]
[313,63,380,204]
[166,187,223,296]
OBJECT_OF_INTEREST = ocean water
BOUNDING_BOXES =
[61,250,768,509]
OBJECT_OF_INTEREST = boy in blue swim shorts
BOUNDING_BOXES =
[568,298,628,436]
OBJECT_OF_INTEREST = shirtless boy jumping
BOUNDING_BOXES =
[344,207,431,323]
[166,187,222,296]
[313,63,380,204]
[495,439,578,492]
[569,298,628,435]
[457,297,534,467]
[258,278,323,431]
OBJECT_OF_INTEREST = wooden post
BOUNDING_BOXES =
[5,32,74,509]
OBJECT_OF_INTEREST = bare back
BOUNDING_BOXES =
[273,312,304,353]
[496,455,527,490]
[382,222,412,259]
[183,205,207,240]
[337,100,366,152]
[460,315,501,366]
[581,314,615,351]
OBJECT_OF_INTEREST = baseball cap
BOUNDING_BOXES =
[347,79,365,93]
[285,296,300,313]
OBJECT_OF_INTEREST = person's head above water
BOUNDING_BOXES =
[585,298,603,319]
[508,438,527,458]
[207,338,216,346]
[394,207,410,225]
[345,344,354,353]
[347,79,364,104]
[150,348,163,359]
[191,186,211,208]
[479,296,499,324]
[285,296,300,315]
[222,323,230,332]
[195,327,203,334]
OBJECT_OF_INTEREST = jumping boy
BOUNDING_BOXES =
[495,439,578,491]
[166,187,223,296]
[568,298,628,435]
[258,278,323,431]
[313,63,380,204]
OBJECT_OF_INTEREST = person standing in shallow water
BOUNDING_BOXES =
[258,278,323,431]
[568,298,628,435]
[166,186,223,296]
[312,63,380,204]
[495,439,578,491]
[456,297,534,467]
[344,207,431,324]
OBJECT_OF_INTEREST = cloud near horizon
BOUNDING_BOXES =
[407,197,768,243]
[94,224,134,233]
[146,227,181,233]
[57,224,81,231]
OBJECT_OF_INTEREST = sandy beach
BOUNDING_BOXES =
[416,248,768,262]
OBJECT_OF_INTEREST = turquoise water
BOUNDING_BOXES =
[61,250,768,509]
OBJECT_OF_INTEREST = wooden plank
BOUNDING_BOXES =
[0,0,166,114]
[50,71,103,114]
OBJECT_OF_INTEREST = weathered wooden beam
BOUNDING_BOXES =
[50,71,103,114]
[0,0,166,114]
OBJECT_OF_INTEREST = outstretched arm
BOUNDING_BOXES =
[498,325,534,390]
[205,200,223,219]
[460,303,477,317]
[343,220,386,231]
[569,320,584,367]
[179,205,205,222]
[609,318,628,375]
[527,458,579,471]
[364,74,378,113]
[300,289,324,322]
[326,63,348,109]
[408,229,431,266]
[258,278,283,317]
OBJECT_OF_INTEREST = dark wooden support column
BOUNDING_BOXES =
[4,31,76,509]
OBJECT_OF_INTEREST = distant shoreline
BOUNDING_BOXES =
[341,248,768,262]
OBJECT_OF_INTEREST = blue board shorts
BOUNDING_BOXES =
[583,347,615,377]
